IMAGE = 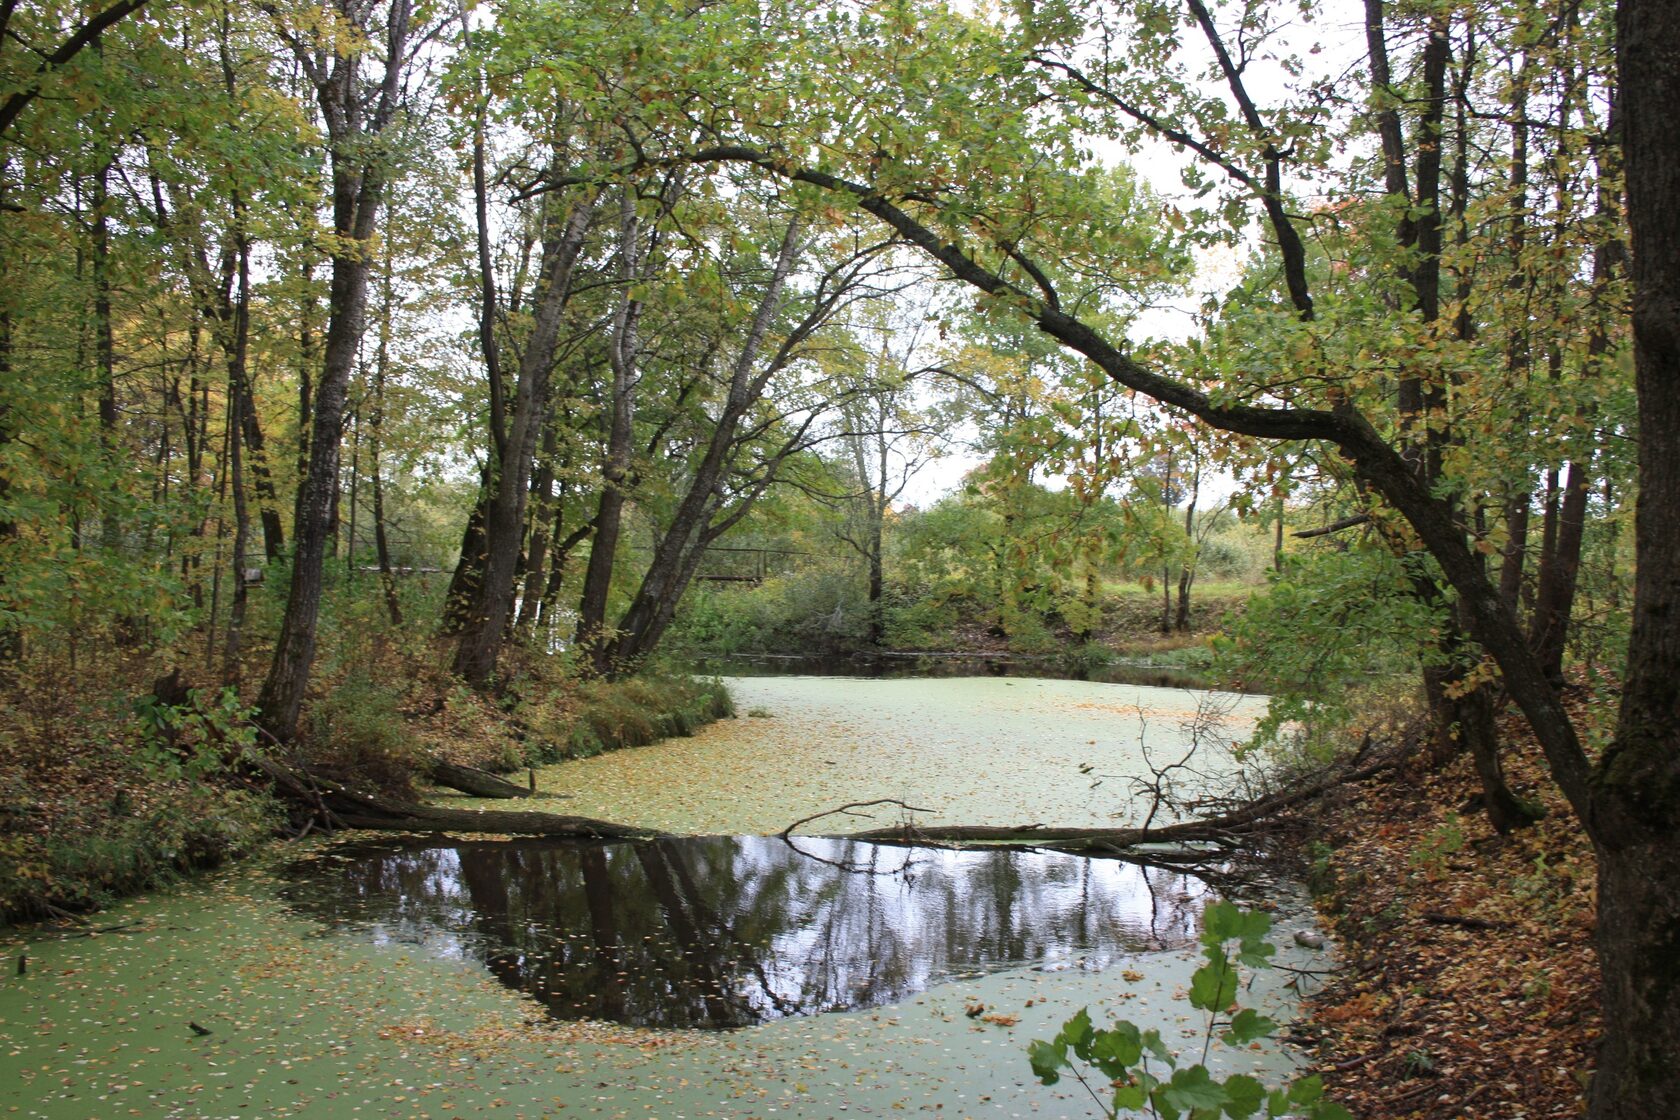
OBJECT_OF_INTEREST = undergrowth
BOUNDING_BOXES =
[1,611,735,923]
[0,655,280,923]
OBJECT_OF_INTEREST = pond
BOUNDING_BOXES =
[1,676,1326,1119]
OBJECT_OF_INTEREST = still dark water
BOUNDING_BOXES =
[281,836,1206,1030]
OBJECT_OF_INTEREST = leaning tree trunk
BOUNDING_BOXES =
[601,218,805,675]
[258,0,412,742]
[451,156,593,688]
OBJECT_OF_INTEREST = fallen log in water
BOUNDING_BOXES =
[246,734,1400,850]
[798,749,1403,853]
[425,758,532,799]
[245,751,663,839]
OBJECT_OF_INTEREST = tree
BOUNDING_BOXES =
[257,0,417,741]
[829,312,942,647]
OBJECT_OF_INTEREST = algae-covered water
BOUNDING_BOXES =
[1,677,1324,1119]
[521,676,1269,834]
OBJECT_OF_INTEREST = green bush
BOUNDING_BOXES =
[1028,903,1351,1120]
[303,672,422,800]
[668,560,870,655]
[518,673,736,765]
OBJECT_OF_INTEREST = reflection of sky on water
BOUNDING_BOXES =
[282,836,1208,1030]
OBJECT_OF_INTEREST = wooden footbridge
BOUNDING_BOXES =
[692,546,807,587]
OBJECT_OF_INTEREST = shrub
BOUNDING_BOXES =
[302,672,422,800]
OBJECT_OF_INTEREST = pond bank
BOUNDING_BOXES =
[691,651,1231,692]
[1300,699,1599,1119]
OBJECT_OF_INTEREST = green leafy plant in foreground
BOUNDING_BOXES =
[1028,902,1352,1119]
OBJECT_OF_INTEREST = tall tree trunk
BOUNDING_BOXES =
[576,190,647,664]
[93,157,121,558]
[1174,457,1199,633]
[1530,459,1590,685]
[223,232,253,684]
[1497,73,1533,618]
[369,241,401,626]
[1589,3,1680,1114]
[344,400,360,575]
[292,261,316,546]
[452,191,593,688]
[258,0,413,741]
[540,504,591,633]
[0,308,19,666]
[238,377,284,562]
[516,423,558,632]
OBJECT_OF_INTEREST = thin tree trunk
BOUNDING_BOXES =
[516,423,558,631]
[94,157,121,558]
[1174,458,1199,633]
[1530,459,1589,685]
[601,217,805,674]
[0,307,19,666]
[452,193,593,688]
[369,243,401,626]
[344,399,360,576]
[292,261,315,545]
[223,232,253,684]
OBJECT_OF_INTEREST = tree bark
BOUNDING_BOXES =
[222,231,253,684]
[369,236,401,626]
[440,478,489,635]
[426,759,531,799]
[515,424,558,631]
[452,193,591,687]
[1174,456,1199,633]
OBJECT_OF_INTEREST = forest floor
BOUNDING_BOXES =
[1301,686,1605,1119]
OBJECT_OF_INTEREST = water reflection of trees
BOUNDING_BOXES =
[281,837,1206,1030]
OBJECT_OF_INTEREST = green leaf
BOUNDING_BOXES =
[1221,1073,1266,1119]
[1027,1038,1066,1085]
[1288,1075,1326,1105]
[1201,900,1245,944]
[1090,1021,1144,1074]
[1189,959,1239,1012]
[1163,1065,1227,1112]
[1142,1028,1175,1066]
[1308,1104,1357,1120]
[1112,1081,1149,1111]
[1222,1008,1277,1044]
[1062,1007,1096,1060]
